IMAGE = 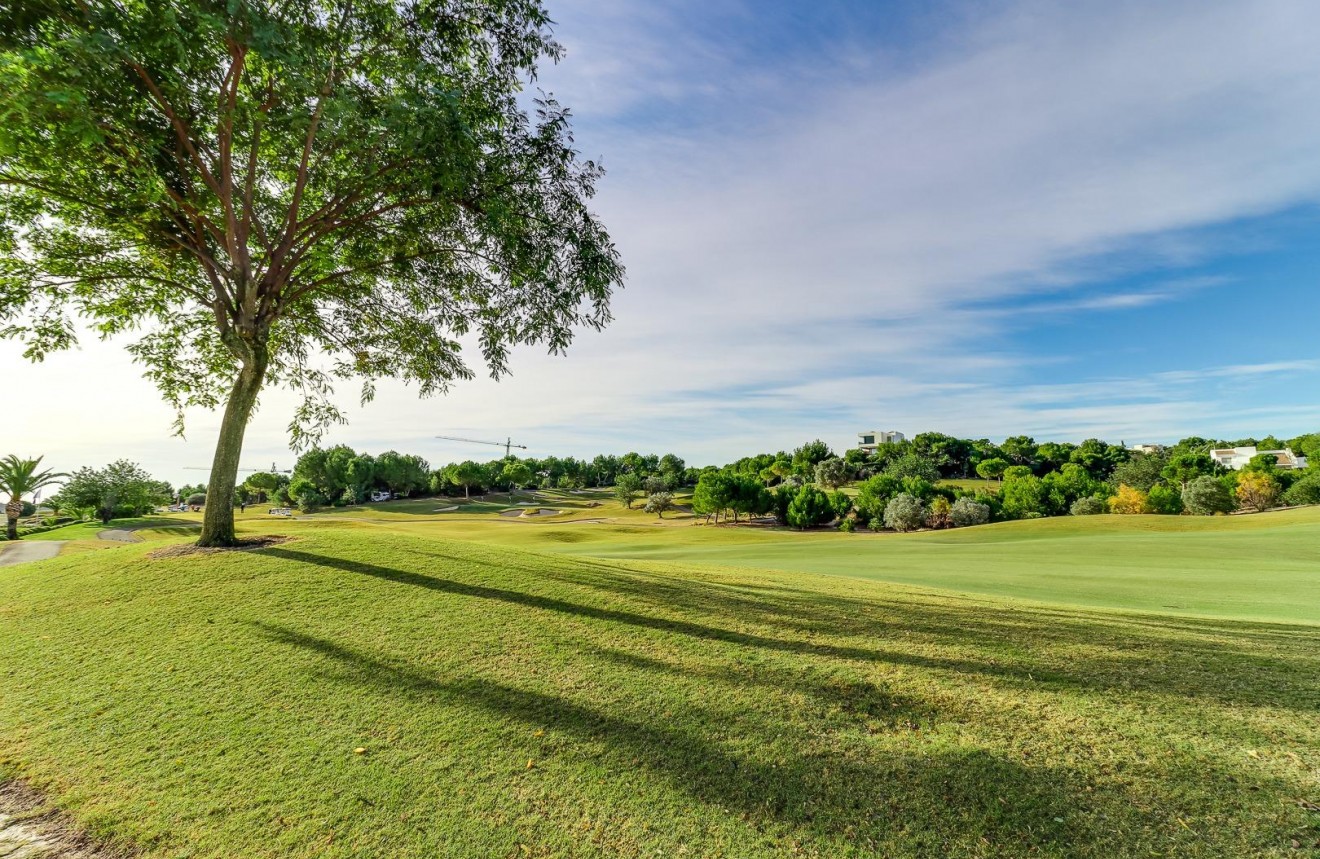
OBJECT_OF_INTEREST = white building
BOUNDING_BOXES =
[1128,443,1166,455]
[858,430,905,452]
[1208,446,1308,471]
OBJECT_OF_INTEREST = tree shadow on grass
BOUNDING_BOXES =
[252,620,1123,855]
[259,546,1320,712]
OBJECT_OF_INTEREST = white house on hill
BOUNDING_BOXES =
[1208,446,1308,471]
[858,430,905,452]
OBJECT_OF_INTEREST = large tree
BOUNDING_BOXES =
[0,455,66,540]
[0,0,623,545]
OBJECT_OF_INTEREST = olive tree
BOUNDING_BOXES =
[0,1,623,545]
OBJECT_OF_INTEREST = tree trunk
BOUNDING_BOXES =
[5,497,20,541]
[199,349,270,547]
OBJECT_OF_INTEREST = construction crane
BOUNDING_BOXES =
[435,434,528,458]
[184,461,292,474]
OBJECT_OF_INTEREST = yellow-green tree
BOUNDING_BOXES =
[1108,484,1149,514]
[1235,471,1280,513]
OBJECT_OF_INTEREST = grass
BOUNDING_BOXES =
[0,505,1317,857]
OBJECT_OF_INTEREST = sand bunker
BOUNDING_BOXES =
[433,506,459,513]
[498,508,562,518]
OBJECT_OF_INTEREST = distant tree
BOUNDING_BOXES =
[1035,441,1076,474]
[791,440,834,477]
[287,477,324,513]
[1243,453,1280,474]
[1070,439,1129,479]
[1182,476,1235,516]
[502,461,534,502]
[975,458,1009,481]
[1161,453,1217,490]
[786,485,834,529]
[1000,435,1038,466]
[884,453,940,483]
[1002,465,1034,482]
[614,473,643,509]
[644,491,675,519]
[814,457,851,490]
[883,494,926,532]
[950,497,991,527]
[1282,473,1320,506]
[658,454,687,488]
[376,452,429,497]
[58,460,169,524]
[1108,485,1149,515]
[1000,474,1049,519]
[1,455,67,540]
[244,471,283,504]
[643,475,669,495]
[1235,471,1280,513]
[448,461,487,499]
[1069,496,1106,516]
[1146,484,1183,515]
[185,493,207,507]
[1109,451,1168,492]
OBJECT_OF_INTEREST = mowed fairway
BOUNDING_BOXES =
[0,510,1317,857]
[520,508,1320,625]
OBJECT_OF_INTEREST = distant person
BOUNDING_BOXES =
[240,501,246,513]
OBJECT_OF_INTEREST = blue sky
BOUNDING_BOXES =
[7,0,1320,483]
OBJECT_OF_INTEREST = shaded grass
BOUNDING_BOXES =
[0,527,1317,857]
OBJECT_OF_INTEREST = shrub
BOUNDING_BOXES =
[854,474,902,523]
[868,517,883,532]
[899,476,936,501]
[1146,484,1183,515]
[1282,472,1320,506]
[829,490,853,519]
[1000,474,1048,519]
[1236,471,1280,513]
[1182,476,1235,515]
[1069,496,1106,516]
[950,497,990,527]
[883,493,926,532]
[644,491,675,518]
[838,517,855,533]
[1108,484,1149,514]
[339,488,358,506]
[786,486,834,529]
[927,496,952,529]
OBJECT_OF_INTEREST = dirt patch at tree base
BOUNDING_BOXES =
[0,780,132,857]
[147,535,295,559]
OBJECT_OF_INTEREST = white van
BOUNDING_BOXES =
[370,490,392,502]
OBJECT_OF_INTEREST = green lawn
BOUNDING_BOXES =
[14,516,196,542]
[0,510,1317,857]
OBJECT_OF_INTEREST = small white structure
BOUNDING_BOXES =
[858,430,905,452]
[1208,446,1308,471]
[1128,443,1166,455]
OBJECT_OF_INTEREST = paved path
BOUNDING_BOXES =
[0,541,64,568]
[96,529,140,543]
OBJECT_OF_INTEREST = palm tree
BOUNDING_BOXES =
[0,455,67,541]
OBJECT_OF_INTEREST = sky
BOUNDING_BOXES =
[6,0,1320,486]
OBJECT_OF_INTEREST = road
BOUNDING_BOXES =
[0,541,64,567]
